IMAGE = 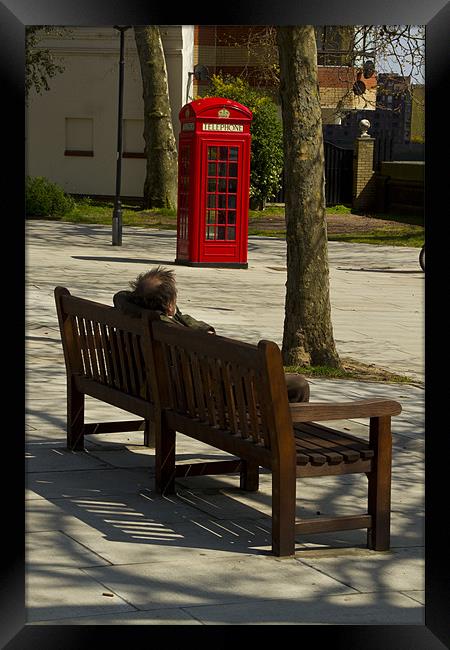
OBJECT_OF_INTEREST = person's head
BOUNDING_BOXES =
[129,266,177,316]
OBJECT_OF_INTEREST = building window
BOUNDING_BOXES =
[123,119,145,158]
[65,117,93,157]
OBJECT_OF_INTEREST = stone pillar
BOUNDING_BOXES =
[352,119,377,212]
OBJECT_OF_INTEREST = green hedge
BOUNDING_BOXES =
[26,176,75,217]
[204,75,284,209]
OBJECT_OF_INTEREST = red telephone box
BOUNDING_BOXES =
[175,97,252,268]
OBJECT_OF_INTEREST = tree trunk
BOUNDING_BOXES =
[134,26,178,210]
[277,26,341,368]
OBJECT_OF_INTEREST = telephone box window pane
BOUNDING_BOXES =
[218,210,226,224]
[208,163,216,176]
[228,211,236,224]
[206,226,215,239]
[230,147,238,160]
[208,147,218,160]
[218,178,226,192]
[219,147,228,160]
[208,178,216,192]
[228,195,236,209]
[228,179,237,192]
[208,195,216,208]
[218,194,226,209]
[229,163,238,177]
[207,210,216,223]
[217,226,226,240]
[227,227,236,240]
[218,163,227,177]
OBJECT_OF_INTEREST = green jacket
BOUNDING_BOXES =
[113,290,215,333]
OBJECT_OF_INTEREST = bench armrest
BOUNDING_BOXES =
[289,398,402,423]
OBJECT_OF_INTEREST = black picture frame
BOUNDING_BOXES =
[2,0,448,647]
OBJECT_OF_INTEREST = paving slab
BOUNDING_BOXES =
[24,221,425,625]
[26,444,110,473]
[298,546,424,593]
[26,530,110,568]
[26,466,154,500]
[81,554,357,612]
[59,514,274,565]
[26,566,136,622]
[181,591,424,625]
[33,608,201,625]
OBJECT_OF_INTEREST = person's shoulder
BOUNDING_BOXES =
[176,310,215,333]
[113,291,143,317]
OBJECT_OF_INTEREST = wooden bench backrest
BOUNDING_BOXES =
[54,287,158,414]
[150,319,295,455]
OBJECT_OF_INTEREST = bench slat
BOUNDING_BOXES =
[190,352,207,422]
[211,358,227,430]
[295,427,360,463]
[108,325,123,390]
[180,348,197,418]
[295,514,372,535]
[76,316,91,377]
[243,371,260,444]
[131,333,145,398]
[199,354,217,427]
[294,441,328,465]
[117,330,131,393]
[84,319,99,380]
[294,433,345,464]
[222,361,239,435]
[92,321,107,383]
[297,422,374,460]
[231,366,249,439]
[99,323,115,387]
[126,332,138,394]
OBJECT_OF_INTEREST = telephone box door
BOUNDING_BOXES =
[199,141,247,264]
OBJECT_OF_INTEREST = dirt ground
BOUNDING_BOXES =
[250,212,403,233]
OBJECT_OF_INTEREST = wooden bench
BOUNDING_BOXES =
[54,286,159,449]
[55,286,402,557]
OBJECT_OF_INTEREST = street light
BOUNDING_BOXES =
[112,25,131,246]
[185,64,209,104]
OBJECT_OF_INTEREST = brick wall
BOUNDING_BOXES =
[352,137,376,211]
[194,25,377,110]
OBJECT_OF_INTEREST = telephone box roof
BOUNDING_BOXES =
[180,97,252,121]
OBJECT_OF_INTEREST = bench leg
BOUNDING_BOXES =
[240,461,259,491]
[155,420,176,495]
[271,464,296,557]
[67,381,85,451]
[367,415,392,551]
[144,419,156,448]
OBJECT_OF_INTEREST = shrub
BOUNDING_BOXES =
[204,75,284,209]
[26,176,75,217]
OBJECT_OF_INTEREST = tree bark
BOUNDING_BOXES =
[134,26,178,210]
[277,26,341,368]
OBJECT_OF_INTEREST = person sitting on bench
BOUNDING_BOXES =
[113,266,310,403]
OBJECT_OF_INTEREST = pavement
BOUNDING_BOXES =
[25,220,425,625]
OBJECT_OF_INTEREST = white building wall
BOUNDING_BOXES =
[25,26,194,198]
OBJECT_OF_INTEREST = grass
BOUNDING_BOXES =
[328,228,424,248]
[285,358,418,385]
[62,198,178,229]
[30,197,424,247]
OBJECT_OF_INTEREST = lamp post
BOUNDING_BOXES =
[112,25,130,246]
